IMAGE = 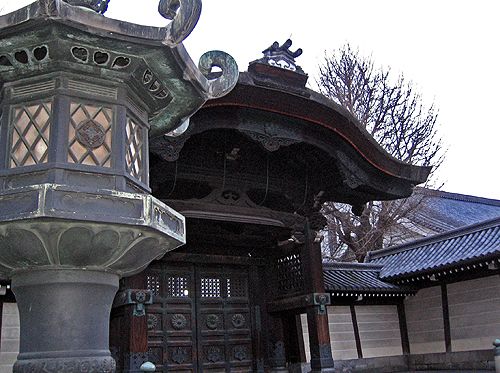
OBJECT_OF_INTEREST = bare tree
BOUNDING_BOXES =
[318,44,444,262]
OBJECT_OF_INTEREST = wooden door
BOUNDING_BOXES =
[196,266,253,372]
[145,263,253,372]
[146,263,197,372]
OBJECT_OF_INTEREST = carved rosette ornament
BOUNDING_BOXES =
[171,314,188,330]
[231,314,245,329]
[206,314,219,330]
[147,314,159,330]
[76,119,106,149]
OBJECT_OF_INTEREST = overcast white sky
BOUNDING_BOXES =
[3,0,499,199]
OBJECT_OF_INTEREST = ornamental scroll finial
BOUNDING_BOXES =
[198,50,239,98]
[159,0,202,46]
[61,0,110,14]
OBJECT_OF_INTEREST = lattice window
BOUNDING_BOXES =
[276,253,304,295]
[146,274,161,296]
[166,276,189,297]
[227,276,247,298]
[68,102,112,167]
[125,117,144,182]
[201,277,221,298]
[9,101,51,168]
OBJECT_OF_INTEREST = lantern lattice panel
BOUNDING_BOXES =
[68,102,112,167]
[125,118,144,182]
[9,102,52,168]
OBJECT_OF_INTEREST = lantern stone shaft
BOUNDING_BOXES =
[0,0,238,372]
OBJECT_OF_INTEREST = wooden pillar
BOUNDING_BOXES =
[296,314,307,363]
[441,284,452,353]
[306,307,335,372]
[397,300,410,355]
[267,313,288,373]
[350,305,363,359]
[112,274,151,373]
[250,265,266,373]
[301,219,335,372]
[282,312,304,364]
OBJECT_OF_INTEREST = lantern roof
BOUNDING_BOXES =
[0,0,238,137]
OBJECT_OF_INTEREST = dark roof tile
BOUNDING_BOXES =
[323,263,414,294]
[366,217,500,279]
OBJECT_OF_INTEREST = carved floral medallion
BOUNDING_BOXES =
[171,314,187,330]
[76,119,106,149]
[206,314,219,330]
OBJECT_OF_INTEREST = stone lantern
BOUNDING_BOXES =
[0,0,238,371]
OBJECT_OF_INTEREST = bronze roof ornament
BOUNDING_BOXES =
[62,0,110,14]
[0,0,239,137]
[159,0,202,46]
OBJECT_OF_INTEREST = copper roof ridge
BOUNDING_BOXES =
[323,262,383,271]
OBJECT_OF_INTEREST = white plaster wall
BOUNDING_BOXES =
[405,285,446,354]
[0,303,19,373]
[301,306,357,362]
[355,305,403,358]
[447,275,500,351]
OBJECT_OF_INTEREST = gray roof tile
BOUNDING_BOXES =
[366,217,500,280]
[323,263,415,294]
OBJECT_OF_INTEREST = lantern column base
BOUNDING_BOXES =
[11,269,119,373]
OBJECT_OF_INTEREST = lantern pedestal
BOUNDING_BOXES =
[0,0,238,371]
[12,269,119,373]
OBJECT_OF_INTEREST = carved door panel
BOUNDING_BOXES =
[196,266,253,372]
[146,264,197,372]
[146,263,253,372]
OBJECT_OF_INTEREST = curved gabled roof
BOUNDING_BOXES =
[201,64,431,201]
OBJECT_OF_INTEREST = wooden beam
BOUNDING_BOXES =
[161,252,266,266]
[441,283,452,353]
[397,301,410,355]
[267,293,330,313]
[350,305,363,359]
